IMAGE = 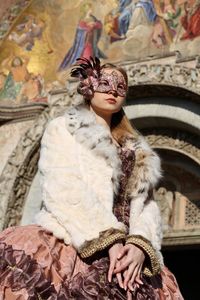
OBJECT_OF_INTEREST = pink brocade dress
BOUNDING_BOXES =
[0,149,184,300]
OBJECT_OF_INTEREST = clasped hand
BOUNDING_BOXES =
[108,242,145,299]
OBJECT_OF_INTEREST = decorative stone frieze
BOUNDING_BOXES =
[125,64,200,95]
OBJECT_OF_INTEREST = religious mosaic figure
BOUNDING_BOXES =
[58,3,106,71]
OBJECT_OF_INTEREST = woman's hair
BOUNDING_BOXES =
[111,108,139,143]
[100,63,139,143]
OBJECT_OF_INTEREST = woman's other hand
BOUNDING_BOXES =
[108,242,124,288]
[114,244,145,291]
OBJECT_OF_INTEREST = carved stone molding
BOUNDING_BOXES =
[146,133,200,165]
[125,63,200,96]
[0,85,77,230]
[0,103,48,125]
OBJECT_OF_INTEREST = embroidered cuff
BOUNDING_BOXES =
[79,228,126,258]
[126,235,161,277]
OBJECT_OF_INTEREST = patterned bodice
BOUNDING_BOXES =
[113,147,135,228]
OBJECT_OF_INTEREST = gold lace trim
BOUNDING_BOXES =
[126,235,161,277]
[80,228,126,258]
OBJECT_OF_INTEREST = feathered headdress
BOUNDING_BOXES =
[70,56,101,98]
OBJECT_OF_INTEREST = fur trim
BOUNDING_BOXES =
[35,209,71,245]
[64,104,162,201]
[124,136,162,197]
[65,104,122,194]
[123,136,163,256]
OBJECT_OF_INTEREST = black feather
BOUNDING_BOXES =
[76,57,93,69]
[70,67,87,79]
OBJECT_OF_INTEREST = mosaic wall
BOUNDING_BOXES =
[0,0,200,104]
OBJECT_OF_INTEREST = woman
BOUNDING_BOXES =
[0,57,183,299]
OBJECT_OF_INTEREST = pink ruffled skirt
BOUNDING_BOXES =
[0,225,184,299]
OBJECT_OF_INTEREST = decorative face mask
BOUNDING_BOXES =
[95,70,127,97]
[70,56,127,99]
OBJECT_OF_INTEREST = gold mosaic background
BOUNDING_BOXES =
[0,0,200,104]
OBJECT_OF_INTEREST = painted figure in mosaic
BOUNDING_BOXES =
[104,0,134,42]
[122,0,158,56]
[152,0,182,47]
[118,0,133,36]
[0,57,184,299]
[58,3,106,71]
[128,0,157,29]
[0,56,29,101]
[17,73,43,103]
[180,0,200,40]
[8,15,53,53]
[0,55,47,103]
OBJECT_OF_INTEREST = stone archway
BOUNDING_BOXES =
[125,79,200,247]
[124,73,200,298]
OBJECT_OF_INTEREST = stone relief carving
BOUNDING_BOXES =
[125,64,200,94]
[154,187,174,232]
[185,196,200,228]
[0,103,48,124]
[154,188,200,233]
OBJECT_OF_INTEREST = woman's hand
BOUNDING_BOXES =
[114,244,145,291]
[108,242,124,288]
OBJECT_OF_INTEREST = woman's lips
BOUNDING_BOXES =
[106,98,117,104]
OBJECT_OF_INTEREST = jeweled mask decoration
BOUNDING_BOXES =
[70,57,127,99]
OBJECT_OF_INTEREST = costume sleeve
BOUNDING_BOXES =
[127,196,163,276]
[38,117,126,257]
[127,138,163,276]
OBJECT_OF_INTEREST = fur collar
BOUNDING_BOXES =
[65,104,122,194]
[64,104,161,196]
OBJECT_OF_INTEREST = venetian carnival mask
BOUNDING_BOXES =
[96,70,127,97]
[70,57,127,99]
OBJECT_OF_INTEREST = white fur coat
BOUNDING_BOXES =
[35,104,163,263]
